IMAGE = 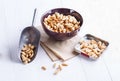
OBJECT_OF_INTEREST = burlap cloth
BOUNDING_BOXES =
[37,26,80,61]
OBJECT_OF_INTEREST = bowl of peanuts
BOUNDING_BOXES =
[41,8,83,40]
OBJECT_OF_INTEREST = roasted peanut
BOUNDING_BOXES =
[61,63,68,66]
[58,65,62,71]
[54,69,60,75]
[41,66,46,71]
[53,63,57,68]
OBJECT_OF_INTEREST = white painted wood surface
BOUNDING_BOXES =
[0,0,120,81]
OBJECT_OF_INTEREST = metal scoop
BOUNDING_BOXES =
[19,9,40,64]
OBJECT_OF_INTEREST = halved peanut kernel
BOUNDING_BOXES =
[61,63,68,66]
[41,66,46,71]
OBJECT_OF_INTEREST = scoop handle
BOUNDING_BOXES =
[32,8,37,26]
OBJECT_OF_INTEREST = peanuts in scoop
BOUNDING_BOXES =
[20,44,35,64]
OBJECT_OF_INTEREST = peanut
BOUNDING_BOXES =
[41,66,46,71]
[61,63,68,66]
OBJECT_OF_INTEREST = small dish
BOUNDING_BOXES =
[74,34,109,60]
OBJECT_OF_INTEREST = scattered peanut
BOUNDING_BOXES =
[58,65,62,71]
[41,66,46,71]
[44,12,80,33]
[53,64,62,75]
[61,63,68,66]
[53,63,57,68]
[20,44,35,64]
[54,68,60,75]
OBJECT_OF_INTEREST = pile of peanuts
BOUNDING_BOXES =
[20,44,35,64]
[79,39,106,59]
[43,12,80,33]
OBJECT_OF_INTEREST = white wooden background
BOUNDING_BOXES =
[0,0,120,81]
